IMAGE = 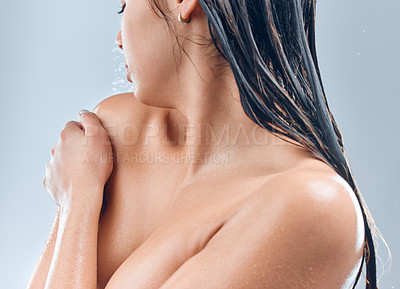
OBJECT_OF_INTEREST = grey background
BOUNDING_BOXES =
[0,0,398,288]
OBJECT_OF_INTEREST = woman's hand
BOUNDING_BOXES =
[43,109,113,211]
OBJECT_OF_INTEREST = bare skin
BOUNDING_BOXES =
[27,0,365,288]
[93,93,365,289]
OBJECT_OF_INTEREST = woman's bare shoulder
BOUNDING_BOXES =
[91,92,167,147]
[194,161,366,288]
[246,160,365,274]
[92,92,159,125]
[252,159,365,242]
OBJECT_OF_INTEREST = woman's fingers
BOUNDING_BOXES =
[78,110,104,136]
[60,121,84,140]
[64,120,83,130]
[65,120,83,131]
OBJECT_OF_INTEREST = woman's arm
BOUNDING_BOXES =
[39,110,112,288]
[26,207,61,289]
[43,200,101,289]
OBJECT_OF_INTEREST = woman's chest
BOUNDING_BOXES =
[96,162,271,288]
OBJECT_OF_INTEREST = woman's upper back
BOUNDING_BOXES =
[92,93,365,289]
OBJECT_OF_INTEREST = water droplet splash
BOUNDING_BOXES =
[110,27,135,95]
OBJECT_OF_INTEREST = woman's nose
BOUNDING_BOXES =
[116,31,123,49]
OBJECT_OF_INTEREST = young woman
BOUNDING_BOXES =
[27,0,379,288]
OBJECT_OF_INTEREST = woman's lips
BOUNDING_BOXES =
[125,66,132,83]
[124,60,132,82]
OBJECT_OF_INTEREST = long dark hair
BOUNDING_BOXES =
[148,0,381,288]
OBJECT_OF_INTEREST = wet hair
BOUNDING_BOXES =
[147,0,384,288]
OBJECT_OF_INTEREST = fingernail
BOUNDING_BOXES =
[78,109,90,118]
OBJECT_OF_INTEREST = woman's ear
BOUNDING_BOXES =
[178,0,200,21]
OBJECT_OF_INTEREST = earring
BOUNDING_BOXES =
[178,12,191,24]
